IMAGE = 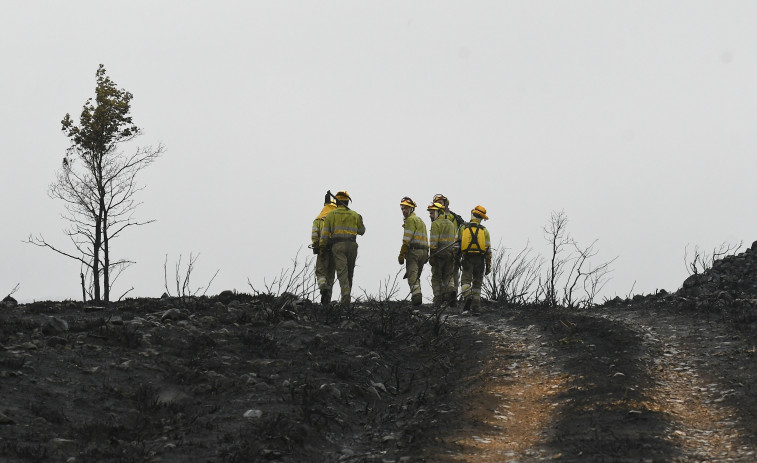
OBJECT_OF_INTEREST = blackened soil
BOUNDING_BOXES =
[1,291,757,462]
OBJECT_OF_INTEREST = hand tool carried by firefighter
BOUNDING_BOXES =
[327,190,350,210]
[403,240,458,279]
[428,239,459,259]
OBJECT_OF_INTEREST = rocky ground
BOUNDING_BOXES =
[2,243,757,462]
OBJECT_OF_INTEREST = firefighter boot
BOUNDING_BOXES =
[320,289,330,306]
[448,291,458,308]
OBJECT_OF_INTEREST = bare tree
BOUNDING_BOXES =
[26,65,164,302]
[542,210,571,307]
[684,241,742,276]
[5,283,20,299]
[537,211,616,308]
[562,239,617,308]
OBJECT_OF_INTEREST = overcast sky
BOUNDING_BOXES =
[3,1,756,303]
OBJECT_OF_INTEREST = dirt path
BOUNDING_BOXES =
[433,304,757,462]
[593,306,756,462]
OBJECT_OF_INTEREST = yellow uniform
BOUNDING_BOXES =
[399,212,428,305]
[312,203,337,303]
[458,216,492,312]
[429,214,456,304]
[320,205,366,304]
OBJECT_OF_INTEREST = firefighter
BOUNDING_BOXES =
[458,205,492,313]
[399,197,428,306]
[427,202,457,305]
[433,194,465,306]
[311,192,338,305]
[319,191,366,305]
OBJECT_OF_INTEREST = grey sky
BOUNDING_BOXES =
[3,2,756,302]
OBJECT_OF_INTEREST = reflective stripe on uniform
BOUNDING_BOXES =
[312,219,324,245]
[401,212,428,248]
[320,206,366,248]
[430,216,456,251]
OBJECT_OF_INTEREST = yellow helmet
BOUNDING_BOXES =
[472,205,488,220]
[433,194,449,207]
[335,190,351,202]
[427,202,444,211]
[400,196,417,208]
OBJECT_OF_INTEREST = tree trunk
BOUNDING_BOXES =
[103,205,110,303]
[93,212,102,302]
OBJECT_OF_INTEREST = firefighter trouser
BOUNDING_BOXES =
[430,250,454,303]
[453,258,461,296]
[405,248,427,303]
[315,250,336,302]
[461,254,485,308]
[332,241,358,304]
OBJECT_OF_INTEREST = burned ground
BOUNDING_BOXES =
[2,244,757,462]
[0,295,485,462]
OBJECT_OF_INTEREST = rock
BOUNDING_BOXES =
[161,308,187,322]
[117,360,133,370]
[682,274,703,288]
[319,383,342,400]
[0,412,16,425]
[157,388,189,405]
[41,316,69,335]
[243,409,263,419]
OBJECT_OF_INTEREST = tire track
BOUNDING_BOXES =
[594,307,756,462]
[440,317,567,462]
[435,306,757,462]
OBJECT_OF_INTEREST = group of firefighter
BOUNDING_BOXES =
[311,190,492,313]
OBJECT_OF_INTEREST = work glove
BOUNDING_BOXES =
[398,243,409,265]
[312,245,320,255]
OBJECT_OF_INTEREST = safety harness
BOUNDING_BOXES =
[461,222,486,254]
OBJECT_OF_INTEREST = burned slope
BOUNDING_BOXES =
[0,295,486,463]
[423,240,757,462]
[676,240,757,332]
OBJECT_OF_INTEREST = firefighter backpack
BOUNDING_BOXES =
[460,222,487,254]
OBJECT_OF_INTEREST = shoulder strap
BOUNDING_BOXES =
[451,211,465,227]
